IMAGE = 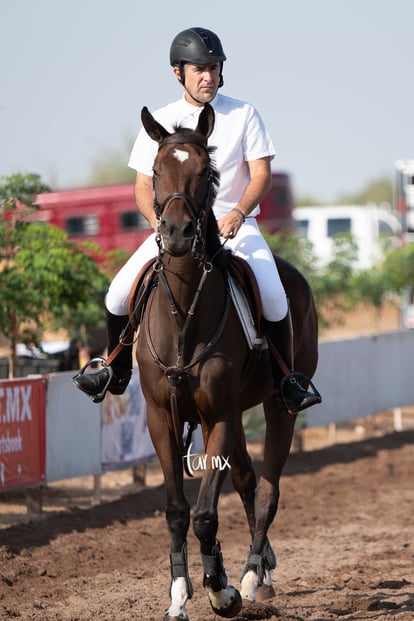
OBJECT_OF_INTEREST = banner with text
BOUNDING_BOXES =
[0,377,46,490]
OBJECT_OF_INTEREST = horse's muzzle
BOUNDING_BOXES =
[159,218,196,255]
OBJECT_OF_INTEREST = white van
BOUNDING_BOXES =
[292,205,402,270]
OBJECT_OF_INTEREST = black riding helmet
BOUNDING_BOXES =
[170,27,226,88]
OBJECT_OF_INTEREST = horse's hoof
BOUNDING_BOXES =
[256,583,276,601]
[209,587,242,618]
[163,613,189,621]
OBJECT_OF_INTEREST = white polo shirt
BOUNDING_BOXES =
[128,93,276,220]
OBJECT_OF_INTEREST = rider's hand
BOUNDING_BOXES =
[217,208,245,239]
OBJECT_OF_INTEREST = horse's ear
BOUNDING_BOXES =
[141,106,170,144]
[197,103,215,140]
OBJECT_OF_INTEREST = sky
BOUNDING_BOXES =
[1,0,413,201]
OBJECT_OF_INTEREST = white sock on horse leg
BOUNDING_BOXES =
[240,569,259,601]
[167,577,189,618]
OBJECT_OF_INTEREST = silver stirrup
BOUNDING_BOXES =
[72,357,114,403]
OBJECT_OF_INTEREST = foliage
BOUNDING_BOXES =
[0,172,50,211]
[310,236,359,326]
[382,243,414,292]
[263,230,359,328]
[265,226,414,333]
[344,237,400,312]
[0,173,109,374]
[100,248,132,280]
[262,230,316,279]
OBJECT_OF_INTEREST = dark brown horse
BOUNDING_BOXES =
[134,103,319,620]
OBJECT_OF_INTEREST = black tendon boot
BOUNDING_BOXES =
[263,311,321,415]
[72,311,133,403]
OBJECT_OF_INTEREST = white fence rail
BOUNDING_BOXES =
[46,372,103,482]
[310,330,414,428]
[46,370,156,483]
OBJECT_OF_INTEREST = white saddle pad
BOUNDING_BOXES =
[227,275,266,350]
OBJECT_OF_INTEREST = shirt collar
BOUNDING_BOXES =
[181,92,220,110]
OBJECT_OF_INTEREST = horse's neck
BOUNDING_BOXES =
[149,254,228,368]
[158,254,224,319]
[160,256,204,305]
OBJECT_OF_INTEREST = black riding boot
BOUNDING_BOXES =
[263,311,321,414]
[72,311,132,403]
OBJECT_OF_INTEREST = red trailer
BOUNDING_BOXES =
[32,172,295,256]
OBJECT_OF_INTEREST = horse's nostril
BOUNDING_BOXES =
[160,220,174,236]
[183,221,195,238]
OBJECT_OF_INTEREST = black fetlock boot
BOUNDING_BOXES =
[72,311,133,403]
[263,310,321,415]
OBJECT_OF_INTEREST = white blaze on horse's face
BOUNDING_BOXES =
[173,148,190,163]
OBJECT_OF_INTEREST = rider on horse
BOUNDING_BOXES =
[73,27,321,414]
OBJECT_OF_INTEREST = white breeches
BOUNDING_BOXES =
[105,218,288,322]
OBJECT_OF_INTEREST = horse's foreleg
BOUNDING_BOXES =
[147,410,192,621]
[193,423,242,618]
[240,395,296,603]
[162,479,193,620]
[166,542,193,620]
[230,414,257,536]
[230,416,276,601]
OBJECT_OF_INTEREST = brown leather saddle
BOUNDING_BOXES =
[127,255,263,340]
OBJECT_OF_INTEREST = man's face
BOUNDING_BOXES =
[174,62,221,106]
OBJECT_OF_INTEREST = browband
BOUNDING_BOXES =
[159,136,209,152]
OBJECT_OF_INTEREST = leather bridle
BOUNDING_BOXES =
[152,135,217,259]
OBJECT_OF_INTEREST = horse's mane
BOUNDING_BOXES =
[199,153,226,270]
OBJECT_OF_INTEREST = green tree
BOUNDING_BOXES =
[0,172,50,211]
[0,173,109,376]
[383,243,414,291]
[263,230,359,329]
[342,243,414,330]
[267,228,414,333]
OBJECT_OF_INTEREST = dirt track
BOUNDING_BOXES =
[1,428,413,620]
